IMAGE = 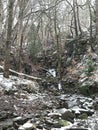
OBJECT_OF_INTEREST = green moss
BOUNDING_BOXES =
[78,113,88,119]
[83,59,94,76]
[94,103,98,110]
[58,119,71,126]
[79,85,90,96]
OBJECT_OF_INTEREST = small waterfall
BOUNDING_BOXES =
[47,69,56,77]
[47,69,62,91]
[58,81,62,91]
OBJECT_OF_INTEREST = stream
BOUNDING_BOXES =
[0,71,98,130]
[0,92,98,130]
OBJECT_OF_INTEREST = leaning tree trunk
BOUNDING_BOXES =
[76,0,82,35]
[3,0,14,78]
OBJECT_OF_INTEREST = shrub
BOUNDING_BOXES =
[27,24,42,61]
[83,59,94,75]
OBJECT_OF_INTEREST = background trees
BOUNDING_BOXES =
[0,0,96,78]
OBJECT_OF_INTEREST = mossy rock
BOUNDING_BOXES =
[78,113,88,119]
[79,84,98,96]
[93,102,98,110]
[61,111,75,122]
[58,119,71,126]
[79,85,90,96]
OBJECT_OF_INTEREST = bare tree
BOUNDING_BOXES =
[3,0,14,78]
[73,0,78,37]
[54,0,62,81]
[16,0,25,71]
[96,0,98,46]
[0,0,2,34]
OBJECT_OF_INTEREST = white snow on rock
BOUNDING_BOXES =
[18,121,34,130]
[0,74,39,93]
[0,74,17,91]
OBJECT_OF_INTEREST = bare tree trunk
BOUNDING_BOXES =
[0,0,2,34]
[88,0,94,51]
[16,0,25,71]
[70,16,74,37]
[96,0,98,48]
[3,0,14,78]
[76,0,82,35]
[54,0,62,81]
[73,0,78,37]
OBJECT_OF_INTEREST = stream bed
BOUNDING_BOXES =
[0,92,98,130]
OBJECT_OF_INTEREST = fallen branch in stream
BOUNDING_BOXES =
[0,65,42,81]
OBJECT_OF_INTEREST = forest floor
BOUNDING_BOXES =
[0,43,98,129]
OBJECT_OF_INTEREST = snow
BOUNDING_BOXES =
[23,122,33,128]
[0,75,17,91]
[0,74,39,93]
[18,122,34,130]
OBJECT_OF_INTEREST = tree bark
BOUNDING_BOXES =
[73,0,78,37]
[16,0,25,72]
[0,0,2,34]
[3,0,14,78]
[54,0,62,81]
[76,0,82,35]
[96,0,98,47]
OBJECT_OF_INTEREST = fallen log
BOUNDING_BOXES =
[0,65,42,81]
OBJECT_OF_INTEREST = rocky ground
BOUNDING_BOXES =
[1,40,98,130]
[0,74,98,130]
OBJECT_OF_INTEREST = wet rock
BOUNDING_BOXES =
[48,112,61,119]
[45,116,54,126]
[0,86,4,96]
[0,111,14,121]
[72,106,94,117]
[13,114,33,125]
[7,127,16,130]
[58,99,68,108]
[79,78,98,95]
[78,113,88,119]
[58,119,72,127]
[45,116,72,128]
[0,111,8,121]
[82,100,93,109]
[69,128,90,130]
[61,110,75,123]
[93,101,98,110]
[0,119,13,129]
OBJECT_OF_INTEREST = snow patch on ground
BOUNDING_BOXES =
[0,74,39,93]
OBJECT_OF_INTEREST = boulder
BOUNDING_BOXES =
[51,108,75,123]
[61,110,75,123]
[79,79,98,95]
[18,121,35,130]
